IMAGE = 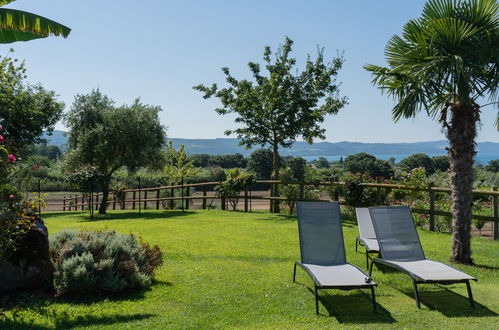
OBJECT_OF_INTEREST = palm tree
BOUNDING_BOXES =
[0,0,70,43]
[365,0,498,264]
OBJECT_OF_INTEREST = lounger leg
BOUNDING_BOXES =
[355,237,358,252]
[293,263,297,283]
[466,280,475,308]
[368,259,375,277]
[412,280,421,309]
[365,251,369,270]
[370,286,377,313]
[314,284,319,315]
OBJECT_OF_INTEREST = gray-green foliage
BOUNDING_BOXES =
[50,229,163,295]
[63,90,166,214]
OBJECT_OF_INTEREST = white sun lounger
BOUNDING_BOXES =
[368,206,477,309]
[293,202,377,314]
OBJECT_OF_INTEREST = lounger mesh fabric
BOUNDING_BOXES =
[296,202,346,266]
[356,208,377,239]
[369,206,425,261]
[355,208,379,251]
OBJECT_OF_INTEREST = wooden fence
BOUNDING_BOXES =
[60,180,499,239]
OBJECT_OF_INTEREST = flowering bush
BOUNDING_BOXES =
[0,122,33,264]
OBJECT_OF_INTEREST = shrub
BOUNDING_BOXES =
[215,169,255,210]
[50,230,163,296]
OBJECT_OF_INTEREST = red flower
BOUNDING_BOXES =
[7,154,16,163]
[0,134,3,143]
[9,194,14,199]
[0,124,3,130]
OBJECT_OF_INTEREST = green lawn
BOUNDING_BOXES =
[1,210,498,329]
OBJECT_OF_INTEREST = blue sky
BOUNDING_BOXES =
[8,0,498,143]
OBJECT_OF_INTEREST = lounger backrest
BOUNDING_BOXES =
[355,208,377,239]
[368,206,425,261]
[296,201,346,266]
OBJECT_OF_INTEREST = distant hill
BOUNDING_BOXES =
[43,130,498,157]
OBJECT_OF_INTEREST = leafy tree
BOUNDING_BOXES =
[30,144,62,160]
[287,157,307,181]
[0,53,64,153]
[214,169,255,210]
[399,154,434,174]
[0,0,70,44]
[195,37,347,212]
[247,148,273,180]
[364,0,498,264]
[344,153,394,179]
[432,155,450,173]
[64,90,166,214]
[163,141,200,184]
[66,165,102,219]
[485,159,499,173]
[313,157,330,169]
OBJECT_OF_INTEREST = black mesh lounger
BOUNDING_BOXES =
[355,208,380,269]
[294,201,377,314]
[368,206,477,309]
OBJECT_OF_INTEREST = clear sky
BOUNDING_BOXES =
[7,0,499,143]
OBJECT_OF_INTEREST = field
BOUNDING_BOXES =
[1,210,498,329]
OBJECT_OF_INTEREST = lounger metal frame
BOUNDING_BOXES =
[355,236,379,269]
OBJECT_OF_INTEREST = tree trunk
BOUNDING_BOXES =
[272,143,280,213]
[98,178,111,215]
[447,103,478,265]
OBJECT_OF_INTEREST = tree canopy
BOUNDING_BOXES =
[0,54,64,153]
[195,37,347,211]
[344,153,394,179]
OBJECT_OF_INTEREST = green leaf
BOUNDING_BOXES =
[0,8,70,44]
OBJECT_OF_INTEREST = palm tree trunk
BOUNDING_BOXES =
[447,103,478,265]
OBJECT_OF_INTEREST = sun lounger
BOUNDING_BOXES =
[293,202,377,314]
[355,208,379,269]
[368,206,477,308]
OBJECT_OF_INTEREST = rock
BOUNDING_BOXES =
[0,216,55,293]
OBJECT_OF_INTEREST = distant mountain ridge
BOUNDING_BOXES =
[43,130,498,157]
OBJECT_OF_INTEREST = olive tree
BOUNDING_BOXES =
[64,90,166,214]
[195,37,347,212]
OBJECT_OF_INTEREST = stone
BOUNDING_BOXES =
[0,216,55,293]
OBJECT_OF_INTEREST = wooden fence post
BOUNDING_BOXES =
[170,188,175,209]
[185,187,190,210]
[493,187,498,240]
[202,185,207,210]
[69,195,72,211]
[144,190,148,210]
[429,183,435,232]
[221,196,226,210]
[63,197,66,212]
[122,191,126,210]
[95,194,99,211]
[244,187,248,212]
[156,189,160,210]
[132,191,136,210]
[113,192,116,210]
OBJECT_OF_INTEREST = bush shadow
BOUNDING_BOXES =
[78,210,197,222]
[0,313,154,330]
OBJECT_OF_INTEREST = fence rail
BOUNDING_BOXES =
[59,180,498,237]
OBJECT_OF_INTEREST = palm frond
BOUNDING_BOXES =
[0,8,70,43]
[0,1,16,8]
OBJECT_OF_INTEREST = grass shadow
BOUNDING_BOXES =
[398,285,498,317]
[77,210,197,222]
[0,313,154,330]
[307,287,395,324]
